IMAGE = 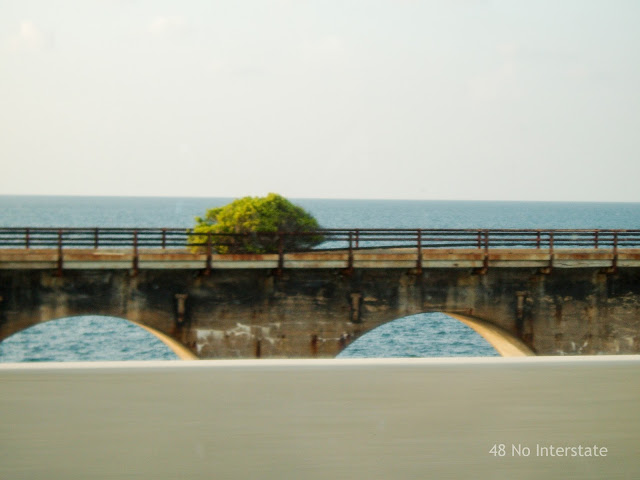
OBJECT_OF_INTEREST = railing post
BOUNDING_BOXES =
[548,231,555,272]
[94,228,99,249]
[473,230,489,275]
[25,228,30,249]
[594,230,599,250]
[483,230,489,271]
[277,232,284,275]
[612,231,618,271]
[161,229,167,249]
[205,232,212,275]
[57,229,63,277]
[416,229,422,274]
[536,230,554,275]
[347,231,354,272]
[132,230,139,276]
[536,230,541,249]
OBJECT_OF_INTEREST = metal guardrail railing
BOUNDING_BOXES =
[1,227,640,251]
[2,227,638,276]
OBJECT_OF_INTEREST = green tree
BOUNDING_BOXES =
[189,193,324,253]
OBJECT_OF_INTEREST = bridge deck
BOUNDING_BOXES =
[2,248,639,269]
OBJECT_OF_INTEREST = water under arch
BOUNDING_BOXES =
[0,315,183,362]
[338,312,502,358]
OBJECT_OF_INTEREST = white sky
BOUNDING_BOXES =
[1,0,639,201]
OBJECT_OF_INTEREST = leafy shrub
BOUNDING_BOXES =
[189,193,324,253]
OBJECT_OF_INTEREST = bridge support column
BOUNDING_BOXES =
[515,291,533,346]
[174,294,188,325]
[350,293,362,324]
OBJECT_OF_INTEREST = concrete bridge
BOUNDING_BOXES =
[1,227,640,358]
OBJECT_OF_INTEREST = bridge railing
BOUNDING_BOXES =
[1,228,640,252]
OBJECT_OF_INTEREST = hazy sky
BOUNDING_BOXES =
[1,0,639,201]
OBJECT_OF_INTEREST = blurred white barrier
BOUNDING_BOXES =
[1,357,639,479]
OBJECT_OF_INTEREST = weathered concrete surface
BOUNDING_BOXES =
[1,256,640,357]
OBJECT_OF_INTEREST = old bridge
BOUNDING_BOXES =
[1,227,640,358]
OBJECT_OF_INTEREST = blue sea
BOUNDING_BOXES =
[1,196,639,362]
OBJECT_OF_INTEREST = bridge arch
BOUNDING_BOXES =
[127,320,197,360]
[0,315,197,361]
[339,312,534,358]
[442,312,534,357]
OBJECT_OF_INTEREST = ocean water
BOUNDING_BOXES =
[1,196,640,362]
[0,316,178,362]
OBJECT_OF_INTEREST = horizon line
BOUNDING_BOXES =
[1,193,640,205]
